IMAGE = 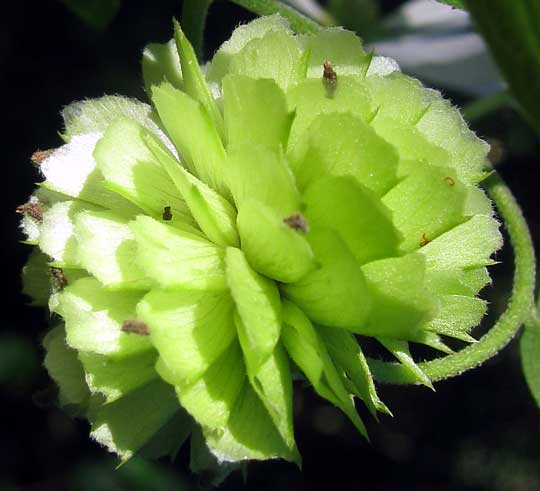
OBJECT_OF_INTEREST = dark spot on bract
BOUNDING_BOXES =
[31,149,53,166]
[323,61,337,97]
[419,233,431,248]
[162,206,172,221]
[323,61,337,83]
[122,320,150,336]
[50,268,68,290]
[16,202,44,221]
[444,176,455,187]
[283,213,309,233]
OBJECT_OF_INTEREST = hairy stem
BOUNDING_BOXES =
[369,172,537,384]
[229,0,321,33]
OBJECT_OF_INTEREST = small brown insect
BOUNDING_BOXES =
[283,213,309,233]
[162,206,173,221]
[419,233,431,248]
[323,61,337,84]
[50,268,68,290]
[323,61,337,97]
[122,320,150,336]
[444,176,455,187]
[16,202,44,221]
[31,149,53,167]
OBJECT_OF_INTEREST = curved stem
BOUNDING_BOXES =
[229,0,321,33]
[181,0,214,60]
[369,172,537,384]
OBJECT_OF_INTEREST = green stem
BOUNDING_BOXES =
[181,0,214,60]
[369,172,537,384]
[463,90,514,124]
[229,0,321,33]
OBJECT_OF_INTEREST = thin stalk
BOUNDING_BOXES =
[229,0,321,33]
[369,172,537,384]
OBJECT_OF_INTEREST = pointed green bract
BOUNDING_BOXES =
[377,337,433,388]
[152,83,229,197]
[361,254,437,339]
[43,325,90,408]
[236,200,315,283]
[89,379,182,462]
[407,330,453,354]
[424,267,491,297]
[142,39,184,95]
[287,77,374,154]
[365,73,431,126]
[167,341,245,429]
[369,119,450,178]
[420,215,502,271]
[39,200,102,267]
[75,210,152,290]
[383,165,468,253]
[282,228,372,329]
[464,186,494,217]
[173,19,225,139]
[144,133,239,247]
[137,289,236,385]
[303,176,401,264]
[50,277,151,359]
[234,313,296,454]
[40,135,141,215]
[281,301,368,438]
[130,215,226,291]
[61,95,164,141]
[93,117,194,227]
[228,30,304,92]
[207,15,292,85]
[226,143,300,216]
[225,247,282,371]
[424,295,487,341]
[80,350,158,403]
[302,28,370,78]
[289,112,399,195]
[204,381,298,463]
[416,97,490,184]
[223,75,292,149]
[318,326,390,417]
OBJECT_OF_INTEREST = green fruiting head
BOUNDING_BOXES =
[19,15,501,465]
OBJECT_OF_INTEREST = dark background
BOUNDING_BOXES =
[2,1,540,490]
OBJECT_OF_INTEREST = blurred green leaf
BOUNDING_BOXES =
[465,0,540,135]
[327,0,379,38]
[0,334,39,388]
[520,327,540,406]
[181,0,214,60]
[435,0,465,8]
[62,0,122,30]
[229,0,321,33]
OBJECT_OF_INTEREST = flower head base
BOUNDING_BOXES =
[20,15,502,466]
